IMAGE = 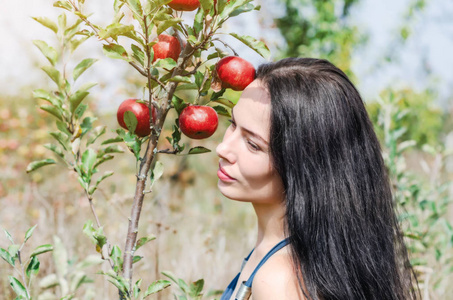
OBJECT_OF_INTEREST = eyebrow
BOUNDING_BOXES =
[231,106,269,146]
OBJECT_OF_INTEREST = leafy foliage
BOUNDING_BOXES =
[275,0,363,78]
[369,91,453,298]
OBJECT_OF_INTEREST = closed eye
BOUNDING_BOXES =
[228,119,261,152]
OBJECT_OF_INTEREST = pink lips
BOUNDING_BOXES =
[217,164,236,182]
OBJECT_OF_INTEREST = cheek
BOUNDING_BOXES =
[238,155,273,182]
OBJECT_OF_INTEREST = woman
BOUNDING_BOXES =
[216,58,419,300]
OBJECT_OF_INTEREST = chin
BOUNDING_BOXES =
[217,182,252,203]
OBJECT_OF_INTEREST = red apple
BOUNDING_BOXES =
[216,56,256,91]
[168,0,200,11]
[117,99,156,137]
[179,105,219,139]
[152,34,181,62]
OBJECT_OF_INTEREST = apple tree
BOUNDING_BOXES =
[22,0,269,299]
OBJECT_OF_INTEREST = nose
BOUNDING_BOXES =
[216,128,236,164]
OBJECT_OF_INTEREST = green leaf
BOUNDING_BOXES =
[98,145,124,156]
[103,44,130,61]
[4,229,14,244]
[135,235,156,251]
[83,221,107,249]
[26,159,56,173]
[93,155,114,170]
[56,120,71,137]
[69,91,89,114]
[26,256,40,278]
[144,0,172,14]
[80,116,97,137]
[150,161,164,186]
[73,58,98,81]
[188,146,211,154]
[39,274,59,289]
[168,76,192,83]
[132,255,143,263]
[189,279,204,297]
[81,148,97,177]
[24,225,38,244]
[144,279,171,297]
[54,0,73,11]
[110,246,122,272]
[40,105,63,121]
[89,171,114,195]
[176,83,198,91]
[32,17,58,33]
[199,0,212,12]
[33,89,61,106]
[86,126,107,147]
[8,276,28,298]
[0,248,15,267]
[161,271,179,284]
[70,36,90,53]
[131,44,145,66]
[8,245,19,260]
[229,33,270,59]
[193,7,204,35]
[30,244,54,257]
[99,23,135,41]
[69,82,96,114]
[33,40,58,66]
[157,18,183,35]
[101,137,123,145]
[58,13,67,29]
[41,65,63,88]
[171,95,188,115]
[107,278,128,294]
[64,18,83,39]
[126,0,143,17]
[229,2,255,17]
[114,0,125,14]
[212,105,230,117]
[211,98,234,108]
[70,272,89,291]
[43,144,65,160]
[195,71,204,88]
[123,111,138,134]
[50,131,69,151]
[134,279,142,298]
[155,57,177,69]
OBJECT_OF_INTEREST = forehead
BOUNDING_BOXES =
[233,80,271,140]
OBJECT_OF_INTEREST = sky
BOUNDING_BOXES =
[0,0,452,110]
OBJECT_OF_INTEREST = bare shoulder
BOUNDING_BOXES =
[251,251,307,300]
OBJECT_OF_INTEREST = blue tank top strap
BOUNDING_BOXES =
[220,248,254,300]
[220,238,290,300]
[243,237,290,288]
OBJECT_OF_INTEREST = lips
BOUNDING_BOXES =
[218,164,236,181]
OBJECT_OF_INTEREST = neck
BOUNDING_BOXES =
[252,201,287,250]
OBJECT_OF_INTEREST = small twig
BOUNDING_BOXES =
[212,38,239,56]
[85,191,115,269]
[157,148,178,154]
[17,251,31,299]
[129,61,148,77]
[181,61,202,76]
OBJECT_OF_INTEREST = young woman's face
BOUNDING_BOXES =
[216,79,285,204]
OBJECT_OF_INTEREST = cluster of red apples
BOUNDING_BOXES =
[116,0,256,140]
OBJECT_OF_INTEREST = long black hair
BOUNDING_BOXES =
[256,58,419,300]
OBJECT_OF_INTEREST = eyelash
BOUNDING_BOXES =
[227,119,260,151]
